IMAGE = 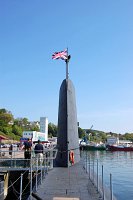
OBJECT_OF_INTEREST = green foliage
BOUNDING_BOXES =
[124,133,133,141]
[0,109,14,136]
[78,127,85,138]
[14,118,39,132]
[0,108,40,141]
[100,132,107,142]
[0,108,7,114]
[12,125,23,137]
[31,124,40,132]
[0,109,13,127]
[3,126,12,134]
[1,107,133,143]
[0,131,7,137]
[48,133,53,138]
[48,123,57,137]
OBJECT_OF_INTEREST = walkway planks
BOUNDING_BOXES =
[34,161,101,200]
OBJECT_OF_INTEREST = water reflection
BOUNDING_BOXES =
[85,150,133,200]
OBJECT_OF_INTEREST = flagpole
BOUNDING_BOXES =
[65,48,69,80]
[65,48,69,167]
[66,60,68,80]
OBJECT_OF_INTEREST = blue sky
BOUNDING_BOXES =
[0,0,133,134]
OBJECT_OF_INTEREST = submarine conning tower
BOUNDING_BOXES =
[55,78,80,167]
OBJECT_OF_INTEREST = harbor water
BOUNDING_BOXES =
[86,150,133,200]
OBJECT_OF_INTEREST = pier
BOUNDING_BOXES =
[33,160,100,200]
[0,148,117,200]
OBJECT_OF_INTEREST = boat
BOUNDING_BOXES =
[106,144,133,151]
[80,143,106,151]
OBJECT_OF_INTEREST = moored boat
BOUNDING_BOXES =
[80,143,106,151]
[106,144,133,151]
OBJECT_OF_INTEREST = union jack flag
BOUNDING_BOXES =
[52,49,68,60]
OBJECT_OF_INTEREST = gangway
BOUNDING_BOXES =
[0,148,57,200]
[0,148,57,171]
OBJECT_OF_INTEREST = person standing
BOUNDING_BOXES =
[34,140,44,165]
[23,138,32,167]
[9,144,13,157]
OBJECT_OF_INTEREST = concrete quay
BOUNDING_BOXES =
[34,161,101,200]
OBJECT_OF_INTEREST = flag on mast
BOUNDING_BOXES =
[52,49,68,60]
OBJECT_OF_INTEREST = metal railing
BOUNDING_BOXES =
[0,148,58,200]
[82,151,117,200]
[0,148,57,170]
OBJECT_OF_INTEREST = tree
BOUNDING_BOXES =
[0,109,14,136]
[14,117,30,130]
[48,123,57,137]
[78,127,85,138]
[100,132,107,142]
[12,125,23,137]
[30,124,39,131]
[124,133,133,141]
[3,126,12,135]
[0,109,14,127]
[0,108,7,114]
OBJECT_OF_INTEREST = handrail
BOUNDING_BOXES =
[0,148,57,171]
[0,147,57,157]
[81,151,117,200]
[0,155,51,200]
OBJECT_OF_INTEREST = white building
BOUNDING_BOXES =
[22,116,48,142]
[106,137,119,145]
[40,117,48,141]
[22,131,47,142]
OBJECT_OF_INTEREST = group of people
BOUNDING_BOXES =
[23,139,44,166]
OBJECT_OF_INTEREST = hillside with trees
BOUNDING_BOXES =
[0,108,39,141]
[0,108,133,142]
